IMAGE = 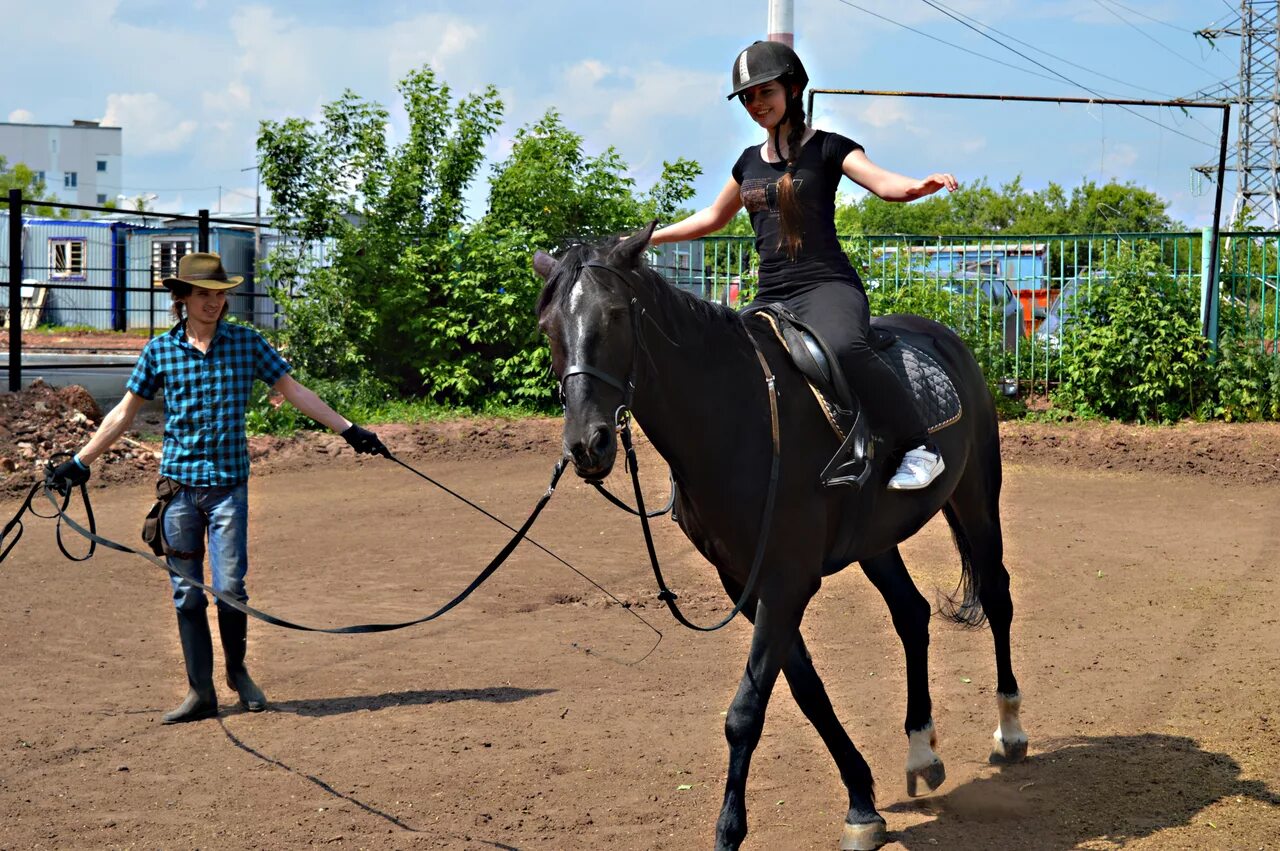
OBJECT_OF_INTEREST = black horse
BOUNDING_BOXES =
[534,223,1026,851]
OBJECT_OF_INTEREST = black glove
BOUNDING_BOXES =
[49,456,91,496]
[340,424,389,457]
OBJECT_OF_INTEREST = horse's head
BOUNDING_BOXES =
[534,222,656,480]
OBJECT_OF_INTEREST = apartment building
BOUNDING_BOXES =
[0,120,123,206]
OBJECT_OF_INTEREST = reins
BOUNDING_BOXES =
[0,452,97,564]
[571,260,784,632]
[2,453,663,657]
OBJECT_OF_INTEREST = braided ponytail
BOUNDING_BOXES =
[773,89,807,260]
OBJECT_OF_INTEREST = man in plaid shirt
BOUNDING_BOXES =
[50,252,387,724]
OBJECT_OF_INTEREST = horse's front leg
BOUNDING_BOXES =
[715,583,811,851]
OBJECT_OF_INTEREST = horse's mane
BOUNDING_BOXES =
[536,235,745,339]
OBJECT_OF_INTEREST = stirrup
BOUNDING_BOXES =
[821,410,875,489]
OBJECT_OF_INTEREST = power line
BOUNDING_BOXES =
[1092,0,1214,73]
[927,0,1224,144]
[829,0,1140,96]
[1097,0,1201,33]
[915,0,1218,149]
[926,0,1173,98]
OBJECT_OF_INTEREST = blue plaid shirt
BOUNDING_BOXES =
[127,321,292,487]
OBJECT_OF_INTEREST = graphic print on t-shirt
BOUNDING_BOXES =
[741,177,803,214]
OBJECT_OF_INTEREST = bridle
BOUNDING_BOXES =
[554,259,783,632]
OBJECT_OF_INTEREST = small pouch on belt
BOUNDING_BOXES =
[141,477,202,560]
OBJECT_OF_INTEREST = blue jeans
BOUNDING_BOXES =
[163,482,250,612]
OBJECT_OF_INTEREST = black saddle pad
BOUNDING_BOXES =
[877,337,963,434]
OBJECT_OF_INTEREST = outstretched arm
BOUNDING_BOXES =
[842,149,957,203]
[272,374,389,457]
[651,178,745,244]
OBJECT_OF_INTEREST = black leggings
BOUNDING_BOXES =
[749,281,927,449]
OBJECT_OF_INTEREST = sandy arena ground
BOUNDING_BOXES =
[1,418,1278,849]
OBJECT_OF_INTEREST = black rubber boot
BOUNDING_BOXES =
[162,609,219,724]
[217,603,267,712]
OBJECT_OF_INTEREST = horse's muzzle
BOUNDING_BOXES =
[567,422,617,480]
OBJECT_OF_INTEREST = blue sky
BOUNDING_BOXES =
[2,0,1241,227]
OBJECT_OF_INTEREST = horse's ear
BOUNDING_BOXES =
[533,250,559,281]
[611,220,658,266]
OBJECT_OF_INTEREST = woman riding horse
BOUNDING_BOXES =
[650,40,958,490]
[533,41,1027,851]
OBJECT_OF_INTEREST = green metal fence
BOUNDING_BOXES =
[652,231,1280,390]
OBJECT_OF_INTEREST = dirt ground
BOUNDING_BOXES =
[1,414,1279,849]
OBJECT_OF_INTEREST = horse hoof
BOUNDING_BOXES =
[990,734,1028,764]
[906,758,947,796]
[839,818,887,851]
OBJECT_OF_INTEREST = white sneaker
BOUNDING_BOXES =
[888,446,945,491]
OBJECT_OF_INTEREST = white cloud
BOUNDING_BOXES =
[1103,143,1140,174]
[387,16,481,82]
[551,59,726,179]
[100,93,198,154]
[7,109,34,123]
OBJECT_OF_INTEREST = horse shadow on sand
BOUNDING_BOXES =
[884,733,1278,849]
[259,685,556,718]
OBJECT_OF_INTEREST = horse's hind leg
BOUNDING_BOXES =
[783,634,885,850]
[860,548,946,797]
[941,490,1027,764]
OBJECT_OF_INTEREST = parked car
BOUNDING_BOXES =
[1035,274,1108,350]
[937,277,1026,352]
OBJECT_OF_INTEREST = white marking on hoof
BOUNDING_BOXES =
[991,690,1028,764]
[839,818,887,851]
[905,721,946,796]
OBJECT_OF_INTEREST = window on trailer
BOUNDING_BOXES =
[51,240,86,278]
[153,239,193,285]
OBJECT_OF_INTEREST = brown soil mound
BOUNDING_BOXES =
[0,380,160,492]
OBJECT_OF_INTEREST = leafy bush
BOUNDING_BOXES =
[1214,304,1280,421]
[1051,244,1212,422]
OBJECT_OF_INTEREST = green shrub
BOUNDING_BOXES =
[1214,303,1280,421]
[1051,243,1212,422]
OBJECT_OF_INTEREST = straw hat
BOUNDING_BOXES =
[161,252,243,291]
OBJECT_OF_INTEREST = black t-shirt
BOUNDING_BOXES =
[731,129,863,295]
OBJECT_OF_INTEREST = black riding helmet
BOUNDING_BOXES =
[727,40,810,101]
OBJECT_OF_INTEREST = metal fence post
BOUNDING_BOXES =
[1200,226,1220,352]
[198,209,210,252]
[8,189,22,392]
[149,263,156,338]
[111,223,127,331]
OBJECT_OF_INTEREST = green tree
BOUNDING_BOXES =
[0,156,67,217]
[834,176,1178,236]
[475,110,700,404]
[258,66,503,400]
[257,69,701,411]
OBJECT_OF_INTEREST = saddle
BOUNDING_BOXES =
[745,304,963,489]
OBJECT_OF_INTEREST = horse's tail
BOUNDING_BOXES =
[938,502,988,629]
